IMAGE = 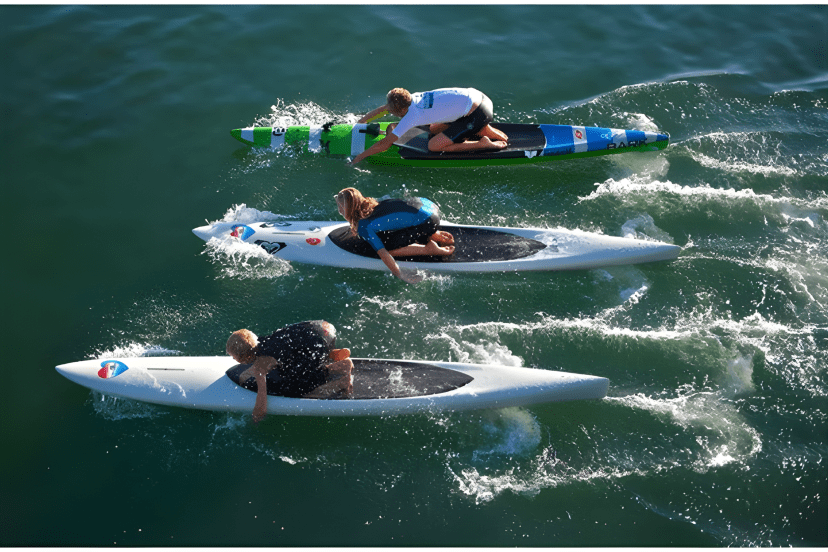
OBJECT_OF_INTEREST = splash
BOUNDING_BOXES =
[621,213,675,243]
[217,203,285,224]
[254,99,359,128]
[202,235,292,280]
[430,333,525,367]
[683,131,800,177]
[89,391,167,421]
[580,177,828,211]
[91,343,180,359]
[472,408,543,462]
[200,204,293,280]
[721,355,756,397]
[607,383,763,473]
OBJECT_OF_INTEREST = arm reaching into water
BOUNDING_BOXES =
[377,248,423,284]
[350,132,398,165]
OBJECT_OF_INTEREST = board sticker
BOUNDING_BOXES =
[308,126,323,152]
[98,360,128,379]
[351,124,368,156]
[270,128,287,149]
[571,126,588,153]
[230,225,255,240]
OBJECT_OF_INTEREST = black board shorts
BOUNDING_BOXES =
[443,94,495,144]
[376,212,440,251]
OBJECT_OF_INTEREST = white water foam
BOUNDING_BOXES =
[91,343,181,360]
[608,378,763,473]
[682,131,800,177]
[449,440,642,505]
[431,305,821,502]
[621,213,675,244]
[579,177,828,215]
[255,99,360,128]
[200,204,293,280]
[90,391,168,421]
[428,332,525,367]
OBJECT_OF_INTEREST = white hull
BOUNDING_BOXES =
[56,356,609,417]
[192,220,680,272]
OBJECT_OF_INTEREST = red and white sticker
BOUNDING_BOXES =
[306,238,321,245]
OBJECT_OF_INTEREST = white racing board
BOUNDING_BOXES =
[192,220,680,273]
[56,356,609,417]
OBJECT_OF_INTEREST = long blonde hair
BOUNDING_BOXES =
[336,187,378,236]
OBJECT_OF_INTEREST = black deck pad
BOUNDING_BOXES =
[397,123,544,160]
[328,224,547,263]
[226,359,474,400]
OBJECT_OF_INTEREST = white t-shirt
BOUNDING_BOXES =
[391,88,484,139]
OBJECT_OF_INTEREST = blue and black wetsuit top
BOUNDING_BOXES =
[357,197,441,252]
[251,320,336,398]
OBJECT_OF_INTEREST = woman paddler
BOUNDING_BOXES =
[335,187,455,284]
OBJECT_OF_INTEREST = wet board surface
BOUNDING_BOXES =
[230,122,669,167]
[327,225,548,263]
[226,359,475,400]
[397,123,547,160]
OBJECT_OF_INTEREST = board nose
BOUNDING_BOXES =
[192,225,213,241]
[192,223,231,242]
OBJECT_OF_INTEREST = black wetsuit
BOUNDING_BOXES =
[250,320,336,398]
[357,197,441,252]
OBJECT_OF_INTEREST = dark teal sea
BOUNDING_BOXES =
[3,4,827,547]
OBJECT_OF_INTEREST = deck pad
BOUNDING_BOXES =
[226,359,475,400]
[327,224,548,263]
[396,123,547,160]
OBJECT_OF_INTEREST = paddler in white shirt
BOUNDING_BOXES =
[350,87,508,165]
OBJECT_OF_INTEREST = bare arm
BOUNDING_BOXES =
[358,105,389,124]
[251,371,269,423]
[240,356,279,423]
[350,132,398,165]
[377,248,423,284]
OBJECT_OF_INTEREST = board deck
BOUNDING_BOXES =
[227,359,475,400]
[56,356,610,416]
[230,122,669,167]
[193,220,681,273]
[327,225,548,263]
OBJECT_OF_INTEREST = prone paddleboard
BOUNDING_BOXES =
[230,122,669,167]
[56,356,609,416]
[192,220,680,273]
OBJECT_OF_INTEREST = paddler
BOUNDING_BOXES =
[335,187,455,284]
[350,87,508,165]
[226,321,353,423]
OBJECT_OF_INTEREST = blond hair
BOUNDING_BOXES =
[386,88,412,117]
[336,187,379,236]
[226,329,258,364]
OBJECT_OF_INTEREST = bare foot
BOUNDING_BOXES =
[431,231,455,245]
[330,348,351,362]
[424,240,455,256]
[327,358,353,377]
[485,125,509,143]
[329,359,354,395]
[478,136,507,150]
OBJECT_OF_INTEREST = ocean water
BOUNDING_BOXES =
[3,4,827,547]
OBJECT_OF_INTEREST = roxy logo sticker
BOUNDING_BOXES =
[306,238,321,245]
[254,240,287,254]
[230,224,255,240]
[98,360,128,379]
